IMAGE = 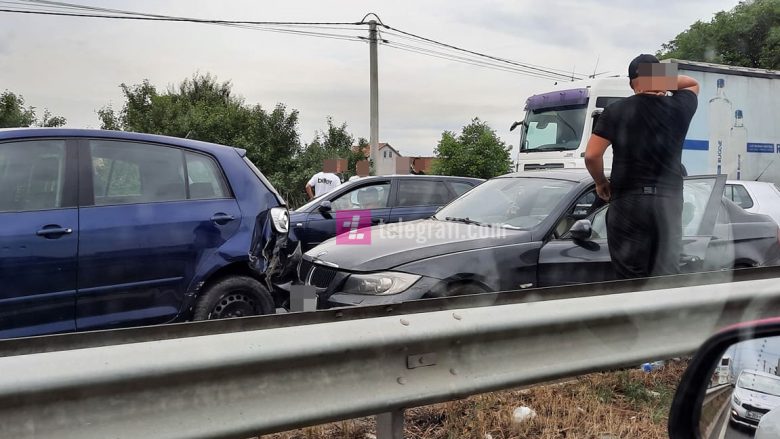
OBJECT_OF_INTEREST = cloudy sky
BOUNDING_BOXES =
[1,0,738,158]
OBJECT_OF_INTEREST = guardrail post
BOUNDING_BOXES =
[376,409,404,439]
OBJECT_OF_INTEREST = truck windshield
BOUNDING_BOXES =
[521,104,588,152]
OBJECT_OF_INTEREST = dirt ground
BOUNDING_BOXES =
[262,359,688,439]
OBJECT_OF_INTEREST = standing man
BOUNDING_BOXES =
[305,169,341,200]
[585,54,700,279]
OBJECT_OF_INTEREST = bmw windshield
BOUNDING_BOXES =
[434,177,575,229]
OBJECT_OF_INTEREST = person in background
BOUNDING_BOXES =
[357,186,382,209]
[584,54,700,279]
[305,169,341,200]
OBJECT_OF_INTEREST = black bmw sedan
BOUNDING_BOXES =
[299,170,780,308]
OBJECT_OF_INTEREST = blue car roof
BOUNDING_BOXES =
[0,128,246,156]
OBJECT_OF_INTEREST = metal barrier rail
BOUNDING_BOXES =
[701,385,733,439]
[1,275,780,438]
[2,266,778,357]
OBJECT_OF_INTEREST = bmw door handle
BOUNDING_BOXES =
[36,226,73,238]
[210,213,236,225]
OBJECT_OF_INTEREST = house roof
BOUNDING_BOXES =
[353,142,401,157]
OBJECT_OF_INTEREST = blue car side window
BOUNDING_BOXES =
[0,140,68,212]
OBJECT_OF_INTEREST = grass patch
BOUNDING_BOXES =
[263,359,689,439]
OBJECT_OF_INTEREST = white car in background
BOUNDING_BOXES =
[730,369,780,429]
[725,181,780,225]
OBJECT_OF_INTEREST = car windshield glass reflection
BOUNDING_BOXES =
[435,177,575,229]
[738,372,780,396]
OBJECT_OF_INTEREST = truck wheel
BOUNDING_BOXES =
[193,276,275,320]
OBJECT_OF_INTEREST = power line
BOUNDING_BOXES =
[1,1,582,80]
[379,23,585,80]
[380,28,578,78]
[381,39,566,81]
[0,6,362,26]
[380,34,570,80]
[16,0,367,32]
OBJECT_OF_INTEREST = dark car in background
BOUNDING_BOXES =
[0,128,290,339]
[300,170,780,308]
[290,174,483,252]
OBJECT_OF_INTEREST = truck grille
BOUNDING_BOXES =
[524,163,564,171]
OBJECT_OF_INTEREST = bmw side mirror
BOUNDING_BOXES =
[570,219,592,241]
[318,201,333,218]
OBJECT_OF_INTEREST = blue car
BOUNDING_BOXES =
[290,175,483,252]
[0,128,291,339]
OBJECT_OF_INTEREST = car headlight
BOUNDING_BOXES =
[270,207,290,233]
[733,395,742,407]
[342,272,420,295]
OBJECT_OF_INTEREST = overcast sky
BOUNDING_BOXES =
[0,0,738,158]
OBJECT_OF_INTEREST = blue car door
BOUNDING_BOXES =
[76,139,241,331]
[0,138,78,339]
[389,178,454,222]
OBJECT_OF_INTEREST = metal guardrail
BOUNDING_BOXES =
[0,274,779,438]
[701,385,733,439]
[2,266,778,358]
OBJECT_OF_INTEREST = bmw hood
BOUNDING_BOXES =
[304,218,530,271]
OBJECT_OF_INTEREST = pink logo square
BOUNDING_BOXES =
[336,210,373,245]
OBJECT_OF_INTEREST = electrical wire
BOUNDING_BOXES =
[382,38,568,81]
[2,0,582,80]
[380,23,585,80]
[379,28,579,78]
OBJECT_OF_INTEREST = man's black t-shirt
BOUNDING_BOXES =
[593,89,698,194]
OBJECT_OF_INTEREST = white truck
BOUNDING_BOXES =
[513,59,780,183]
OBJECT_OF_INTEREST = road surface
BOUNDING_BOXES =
[712,404,754,439]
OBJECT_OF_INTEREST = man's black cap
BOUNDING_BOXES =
[628,54,660,79]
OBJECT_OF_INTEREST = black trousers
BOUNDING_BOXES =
[606,191,683,279]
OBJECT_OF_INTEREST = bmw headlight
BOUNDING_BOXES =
[733,395,742,407]
[270,207,290,233]
[342,272,420,295]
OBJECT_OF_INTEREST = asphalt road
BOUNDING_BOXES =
[711,404,754,439]
[724,424,755,439]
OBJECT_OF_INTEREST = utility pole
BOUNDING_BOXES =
[368,19,379,174]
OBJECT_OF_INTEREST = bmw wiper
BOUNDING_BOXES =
[444,217,491,227]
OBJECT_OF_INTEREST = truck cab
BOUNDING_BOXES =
[515,76,632,173]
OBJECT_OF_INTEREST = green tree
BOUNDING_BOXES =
[658,0,780,69]
[284,118,366,207]
[432,118,511,179]
[97,73,301,200]
[0,91,66,128]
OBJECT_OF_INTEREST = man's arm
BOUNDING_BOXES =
[677,75,700,95]
[305,184,315,200]
[585,134,612,201]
